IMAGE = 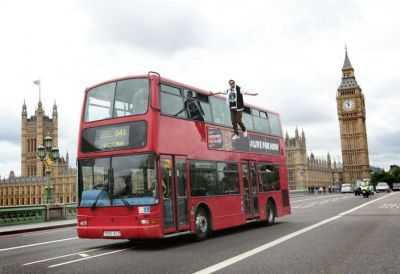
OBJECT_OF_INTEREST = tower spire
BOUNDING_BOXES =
[339,47,358,89]
[342,46,353,71]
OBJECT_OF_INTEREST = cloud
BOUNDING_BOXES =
[0,141,20,178]
[279,97,334,126]
[80,1,208,55]
[285,0,361,34]
[0,114,20,145]
[370,130,400,155]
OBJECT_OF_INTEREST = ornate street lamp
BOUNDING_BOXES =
[37,145,46,161]
[44,136,52,150]
[36,136,60,204]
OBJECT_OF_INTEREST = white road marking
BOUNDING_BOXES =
[292,196,352,209]
[48,248,129,268]
[23,248,100,265]
[291,194,343,203]
[192,192,396,274]
[379,203,400,209]
[0,237,78,252]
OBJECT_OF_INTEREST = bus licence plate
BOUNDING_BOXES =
[103,231,121,237]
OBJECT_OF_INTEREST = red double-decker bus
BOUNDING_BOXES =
[77,72,290,240]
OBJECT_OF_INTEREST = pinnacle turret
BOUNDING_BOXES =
[22,100,27,116]
[53,100,58,117]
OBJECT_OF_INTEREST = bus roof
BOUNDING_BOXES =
[84,73,280,117]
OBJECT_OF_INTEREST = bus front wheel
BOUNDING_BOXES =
[195,208,210,240]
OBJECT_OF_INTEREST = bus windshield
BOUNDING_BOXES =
[85,78,149,122]
[78,154,158,207]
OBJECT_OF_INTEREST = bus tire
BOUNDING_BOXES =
[194,207,210,241]
[265,200,276,226]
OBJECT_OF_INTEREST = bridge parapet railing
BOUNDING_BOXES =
[64,203,77,219]
[0,203,77,226]
[0,205,46,226]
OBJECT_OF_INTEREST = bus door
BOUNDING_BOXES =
[160,155,189,234]
[241,161,259,219]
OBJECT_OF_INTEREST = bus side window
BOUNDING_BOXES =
[210,97,231,126]
[253,110,271,134]
[257,163,280,192]
[193,91,213,122]
[268,112,283,137]
[243,107,254,131]
[217,162,240,194]
[191,161,217,196]
[160,84,186,118]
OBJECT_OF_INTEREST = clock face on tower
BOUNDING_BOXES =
[342,99,354,111]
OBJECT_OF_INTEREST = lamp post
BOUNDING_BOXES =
[37,136,60,204]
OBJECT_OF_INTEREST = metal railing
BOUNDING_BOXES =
[0,203,77,226]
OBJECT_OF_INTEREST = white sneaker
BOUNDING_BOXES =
[243,131,248,137]
[232,134,240,140]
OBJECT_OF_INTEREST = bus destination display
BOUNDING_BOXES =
[94,125,129,150]
[81,121,147,152]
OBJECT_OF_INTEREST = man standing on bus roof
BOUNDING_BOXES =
[175,90,205,122]
[210,79,258,140]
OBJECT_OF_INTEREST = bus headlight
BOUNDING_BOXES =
[140,219,150,225]
[79,220,88,226]
[140,219,159,225]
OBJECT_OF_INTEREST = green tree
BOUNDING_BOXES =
[371,165,400,188]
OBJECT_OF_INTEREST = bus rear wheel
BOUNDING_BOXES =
[195,208,210,241]
[265,201,276,226]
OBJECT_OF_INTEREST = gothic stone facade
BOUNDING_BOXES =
[0,101,77,206]
[0,168,76,206]
[336,50,370,183]
[285,129,343,190]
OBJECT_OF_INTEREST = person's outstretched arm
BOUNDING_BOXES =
[209,91,226,96]
[174,107,185,116]
[243,91,258,96]
[175,101,189,116]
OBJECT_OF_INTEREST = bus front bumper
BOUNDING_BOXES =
[77,225,163,240]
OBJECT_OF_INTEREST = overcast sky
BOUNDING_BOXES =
[0,0,399,178]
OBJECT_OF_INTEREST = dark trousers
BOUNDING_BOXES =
[230,110,246,135]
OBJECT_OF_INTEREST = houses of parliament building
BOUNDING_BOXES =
[0,100,76,206]
[285,128,343,190]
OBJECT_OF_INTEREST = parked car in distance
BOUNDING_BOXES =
[341,183,353,193]
[392,182,400,191]
[376,182,391,193]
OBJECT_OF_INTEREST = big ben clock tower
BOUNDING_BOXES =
[337,49,370,183]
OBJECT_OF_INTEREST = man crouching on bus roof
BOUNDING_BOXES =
[210,79,258,140]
